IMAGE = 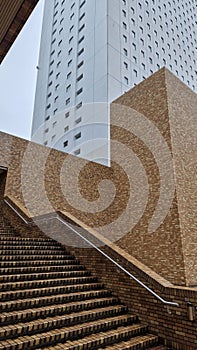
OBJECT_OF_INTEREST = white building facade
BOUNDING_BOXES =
[32,0,196,163]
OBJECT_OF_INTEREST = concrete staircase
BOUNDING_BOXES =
[0,219,167,349]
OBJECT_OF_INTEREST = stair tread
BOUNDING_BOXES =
[0,275,97,292]
[0,264,84,274]
[0,306,135,338]
[0,226,165,350]
[0,297,120,321]
[0,289,110,311]
[0,259,79,268]
[0,269,89,282]
[0,322,150,349]
[96,334,160,350]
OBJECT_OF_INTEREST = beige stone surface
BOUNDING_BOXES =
[0,68,196,286]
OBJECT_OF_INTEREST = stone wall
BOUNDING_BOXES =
[0,68,196,286]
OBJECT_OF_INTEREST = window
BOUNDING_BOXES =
[76,88,83,96]
[66,98,70,105]
[68,59,72,67]
[123,48,128,56]
[133,69,137,77]
[74,149,81,155]
[70,2,75,10]
[78,36,85,44]
[66,84,71,92]
[123,22,127,30]
[79,24,85,32]
[64,140,68,147]
[75,117,82,124]
[76,102,82,109]
[54,108,58,115]
[77,74,83,82]
[67,72,71,79]
[124,76,128,85]
[79,12,85,21]
[45,128,49,133]
[77,61,84,69]
[140,38,144,45]
[69,36,73,44]
[124,61,128,69]
[78,48,84,56]
[122,10,126,17]
[64,125,69,132]
[65,111,70,118]
[79,0,86,9]
[123,34,127,43]
[75,132,81,140]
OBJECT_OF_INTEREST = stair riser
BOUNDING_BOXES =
[0,270,90,283]
[0,276,97,292]
[0,283,104,301]
[0,297,119,325]
[0,264,84,275]
[0,260,80,268]
[0,245,62,250]
[0,290,111,312]
[0,255,74,261]
[0,324,150,350]
[0,307,131,340]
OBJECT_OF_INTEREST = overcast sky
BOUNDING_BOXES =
[0,0,44,140]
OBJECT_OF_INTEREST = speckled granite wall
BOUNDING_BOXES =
[0,68,196,286]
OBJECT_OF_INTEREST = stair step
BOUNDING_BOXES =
[149,347,167,350]
[0,320,150,350]
[0,264,85,275]
[0,254,75,261]
[96,334,160,350]
[0,240,61,246]
[0,269,90,283]
[0,289,111,312]
[0,296,120,325]
[0,237,54,242]
[0,275,98,292]
[0,249,69,256]
[0,244,62,250]
[0,305,133,340]
[0,281,104,302]
[0,259,80,268]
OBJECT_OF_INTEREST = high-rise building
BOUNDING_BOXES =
[32,0,196,163]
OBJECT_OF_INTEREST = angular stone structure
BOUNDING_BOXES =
[0,68,196,287]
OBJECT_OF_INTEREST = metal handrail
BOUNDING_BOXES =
[4,198,179,307]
